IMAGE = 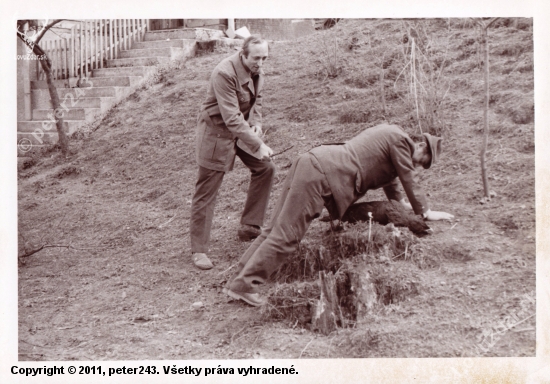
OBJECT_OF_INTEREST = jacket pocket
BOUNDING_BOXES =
[236,90,251,106]
[199,125,235,165]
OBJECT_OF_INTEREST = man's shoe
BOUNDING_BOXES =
[238,224,261,242]
[223,288,266,307]
[192,253,213,270]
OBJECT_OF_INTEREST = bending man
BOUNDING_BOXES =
[225,124,454,305]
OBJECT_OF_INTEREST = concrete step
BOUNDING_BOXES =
[18,131,62,145]
[132,38,196,50]
[18,120,84,141]
[32,87,114,101]
[32,107,101,121]
[31,95,115,111]
[31,79,73,89]
[106,56,171,67]
[92,66,154,77]
[31,74,142,89]
[118,46,184,59]
[77,76,143,88]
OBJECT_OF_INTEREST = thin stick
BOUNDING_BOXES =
[217,264,236,276]
[299,336,315,359]
[271,145,295,158]
[158,207,181,229]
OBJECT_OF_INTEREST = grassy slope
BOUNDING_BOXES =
[18,19,535,360]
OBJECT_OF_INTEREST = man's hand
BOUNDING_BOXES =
[424,210,454,221]
[251,125,263,137]
[399,198,413,210]
[257,143,273,161]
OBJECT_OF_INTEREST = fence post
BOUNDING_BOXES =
[93,20,98,70]
[54,39,59,80]
[119,19,123,57]
[64,38,68,79]
[79,22,83,79]
[85,20,90,79]
[123,19,127,51]
[100,19,104,69]
[70,26,75,78]
[109,19,113,60]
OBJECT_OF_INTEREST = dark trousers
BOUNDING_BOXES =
[228,152,331,293]
[190,146,276,254]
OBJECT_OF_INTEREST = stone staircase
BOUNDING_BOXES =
[17,28,226,156]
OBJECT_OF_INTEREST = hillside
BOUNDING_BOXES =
[17,18,535,360]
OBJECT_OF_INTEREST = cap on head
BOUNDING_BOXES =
[421,133,442,169]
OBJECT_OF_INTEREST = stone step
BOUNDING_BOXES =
[18,131,62,146]
[18,119,84,138]
[144,29,198,41]
[31,78,73,89]
[32,107,102,121]
[77,76,143,88]
[118,46,184,60]
[31,74,142,89]
[31,95,115,111]
[132,38,196,50]
[106,56,171,67]
[92,66,154,77]
[32,87,115,101]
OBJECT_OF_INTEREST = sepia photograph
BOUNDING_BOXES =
[2,0,549,382]
[14,16,536,360]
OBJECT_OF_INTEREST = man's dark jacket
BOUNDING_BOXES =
[195,52,264,172]
[310,124,430,219]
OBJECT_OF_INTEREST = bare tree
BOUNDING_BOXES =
[474,17,499,201]
[17,19,69,156]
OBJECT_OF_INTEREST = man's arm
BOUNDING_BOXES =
[389,138,454,221]
[388,139,429,215]
[211,70,264,153]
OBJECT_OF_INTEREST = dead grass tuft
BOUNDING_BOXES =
[261,281,320,326]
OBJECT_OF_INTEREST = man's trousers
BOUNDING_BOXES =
[190,146,276,254]
[228,152,332,293]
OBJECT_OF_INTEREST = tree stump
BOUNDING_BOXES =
[311,271,343,335]
[348,265,378,325]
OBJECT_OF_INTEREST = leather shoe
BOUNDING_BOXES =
[238,224,261,242]
[192,253,213,270]
[223,288,266,307]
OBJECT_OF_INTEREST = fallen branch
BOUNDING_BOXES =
[19,244,104,258]
[299,336,316,359]
[272,145,295,158]
[158,207,181,229]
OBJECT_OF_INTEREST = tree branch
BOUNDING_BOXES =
[34,19,64,44]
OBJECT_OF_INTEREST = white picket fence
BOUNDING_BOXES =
[37,19,149,80]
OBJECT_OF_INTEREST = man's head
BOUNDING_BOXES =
[241,36,269,75]
[412,133,443,169]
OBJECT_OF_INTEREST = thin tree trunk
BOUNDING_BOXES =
[477,18,498,199]
[480,25,490,198]
[380,67,386,116]
[39,56,69,156]
[18,20,69,156]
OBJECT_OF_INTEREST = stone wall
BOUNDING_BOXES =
[235,19,316,41]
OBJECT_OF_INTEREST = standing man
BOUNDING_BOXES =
[190,36,275,270]
[224,124,455,306]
